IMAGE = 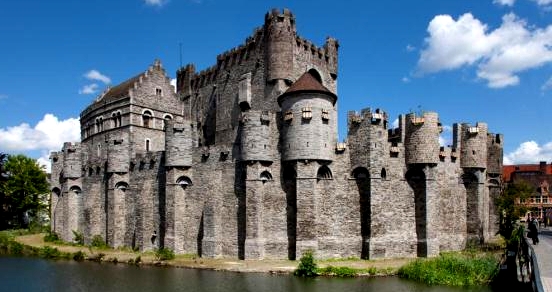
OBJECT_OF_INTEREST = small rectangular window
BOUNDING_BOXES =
[146,139,150,152]
[302,107,312,120]
[284,110,293,121]
[321,109,329,121]
[155,88,162,96]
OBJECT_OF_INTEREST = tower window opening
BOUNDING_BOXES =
[143,110,153,128]
[317,165,333,180]
[321,109,330,121]
[155,88,162,96]
[284,110,293,121]
[145,139,151,152]
[302,107,312,120]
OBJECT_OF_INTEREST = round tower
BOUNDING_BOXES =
[279,71,337,161]
[460,123,488,169]
[404,112,440,165]
[107,132,130,173]
[165,119,193,167]
[239,111,273,162]
[265,8,296,83]
[62,142,82,178]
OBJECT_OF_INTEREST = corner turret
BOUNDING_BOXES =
[404,112,440,165]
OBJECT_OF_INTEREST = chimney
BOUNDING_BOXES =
[539,161,546,173]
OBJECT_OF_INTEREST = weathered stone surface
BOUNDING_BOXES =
[50,9,503,260]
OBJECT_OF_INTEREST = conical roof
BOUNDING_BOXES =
[278,71,337,105]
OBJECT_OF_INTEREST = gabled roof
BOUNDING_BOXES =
[99,73,142,103]
[277,71,337,105]
[503,163,552,182]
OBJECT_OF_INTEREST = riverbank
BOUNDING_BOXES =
[13,233,409,275]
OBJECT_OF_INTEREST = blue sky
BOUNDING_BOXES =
[1,0,552,171]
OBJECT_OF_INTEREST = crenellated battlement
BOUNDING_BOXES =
[347,108,388,129]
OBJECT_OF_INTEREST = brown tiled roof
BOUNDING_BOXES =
[503,163,552,182]
[278,71,337,105]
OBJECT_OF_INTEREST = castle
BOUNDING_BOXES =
[50,9,503,260]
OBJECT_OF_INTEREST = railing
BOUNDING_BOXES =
[518,228,544,292]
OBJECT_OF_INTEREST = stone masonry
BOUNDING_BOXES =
[50,9,503,260]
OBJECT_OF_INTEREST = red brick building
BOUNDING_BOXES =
[503,162,552,224]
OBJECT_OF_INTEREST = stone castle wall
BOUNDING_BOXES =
[50,9,503,260]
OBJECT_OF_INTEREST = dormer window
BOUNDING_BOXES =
[302,107,312,120]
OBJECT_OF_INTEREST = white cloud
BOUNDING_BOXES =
[504,141,552,164]
[401,77,410,83]
[170,78,177,93]
[145,0,165,6]
[494,0,516,6]
[0,114,80,152]
[417,13,552,88]
[79,83,99,95]
[532,0,552,6]
[84,70,111,84]
[36,151,51,173]
[439,125,453,147]
[406,44,416,52]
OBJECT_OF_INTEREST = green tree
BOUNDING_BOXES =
[0,154,49,229]
[0,153,8,229]
[496,181,533,241]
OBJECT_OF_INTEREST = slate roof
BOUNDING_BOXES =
[278,71,337,105]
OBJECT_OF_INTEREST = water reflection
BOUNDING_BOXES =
[0,257,492,292]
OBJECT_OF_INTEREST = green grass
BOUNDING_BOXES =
[398,251,499,287]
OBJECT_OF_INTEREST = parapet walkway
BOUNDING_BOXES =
[532,226,552,292]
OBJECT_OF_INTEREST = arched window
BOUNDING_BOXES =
[176,176,192,189]
[145,139,150,152]
[69,186,82,195]
[112,112,118,128]
[142,110,153,128]
[381,168,387,180]
[163,114,172,129]
[260,171,273,183]
[352,167,369,180]
[115,182,129,191]
[117,112,122,127]
[99,117,104,131]
[317,165,333,180]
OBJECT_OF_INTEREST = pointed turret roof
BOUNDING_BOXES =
[277,71,337,105]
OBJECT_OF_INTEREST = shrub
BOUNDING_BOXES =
[43,231,59,243]
[72,230,84,245]
[398,252,499,286]
[155,248,175,261]
[90,235,108,249]
[294,250,318,277]
[39,246,61,259]
[72,251,86,261]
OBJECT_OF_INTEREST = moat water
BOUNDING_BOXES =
[0,256,494,292]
